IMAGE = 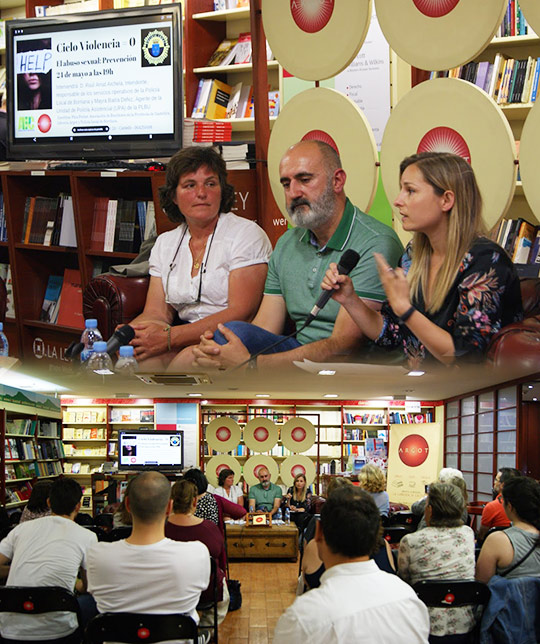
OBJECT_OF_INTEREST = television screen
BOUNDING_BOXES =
[118,429,184,472]
[6,5,182,161]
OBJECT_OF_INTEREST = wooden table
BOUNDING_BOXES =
[225,523,298,561]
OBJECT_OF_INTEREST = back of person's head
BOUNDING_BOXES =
[184,468,208,495]
[500,467,523,486]
[357,464,386,493]
[218,468,235,487]
[501,476,540,530]
[449,476,468,506]
[171,479,198,514]
[27,479,53,512]
[320,487,380,558]
[159,147,235,223]
[400,152,486,313]
[49,478,82,516]
[128,472,171,523]
[438,467,463,483]
[325,476,354,498]
[427,482,465,528]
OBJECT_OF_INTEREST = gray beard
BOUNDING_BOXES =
[287,182,336,230]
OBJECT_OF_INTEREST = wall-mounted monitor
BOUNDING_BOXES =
[118,429,184,473]
[6,4,182,161]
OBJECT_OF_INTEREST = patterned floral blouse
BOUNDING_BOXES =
[375,238,523,363]
[398,525,476,637]
[195,491,219,526]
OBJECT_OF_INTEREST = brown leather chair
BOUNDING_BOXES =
[0,277,7,324]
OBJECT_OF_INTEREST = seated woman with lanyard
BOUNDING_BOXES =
[322,151,523,365]
[129,146,272,369]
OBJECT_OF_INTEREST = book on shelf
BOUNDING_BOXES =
[191,78,213,119]
[268,90,280,117]
[3,264,14,318]
[40,274,63,324]
[530,58,540,103]
[103,199,119,252]
[234,32,252,65]
[58,195,77,247]
[512,220,537,263]
[237,85,252,119]
[0,193,6,242]
[55,268,84,329]
[206,38,239,67]
[205,79,233,120]
[226,82,243,119]
[113,199,140,253]
[90,197,110,251]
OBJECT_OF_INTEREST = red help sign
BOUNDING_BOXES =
[398,434,430,467]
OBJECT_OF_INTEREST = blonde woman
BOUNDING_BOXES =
[322,152,522,364]
[286,473,312,513]
[357,464,389,517]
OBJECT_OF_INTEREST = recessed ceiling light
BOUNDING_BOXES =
[534,397,538,402]
[324,393,338,398]
[318,370,336,376]
[407,370,425,377]
[528,385,534,389]
[255,394,270,398]
[188,393,202,397]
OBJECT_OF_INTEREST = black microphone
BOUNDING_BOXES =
[65,341,85,361]
[106,324,135,355]
[303,249,360,328]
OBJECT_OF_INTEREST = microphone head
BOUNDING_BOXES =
[337,249,360,275]
[115,324,135,343]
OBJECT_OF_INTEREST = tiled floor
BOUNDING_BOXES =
[218,560,299,644]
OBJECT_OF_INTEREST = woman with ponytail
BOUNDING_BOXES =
[476,476,540,583]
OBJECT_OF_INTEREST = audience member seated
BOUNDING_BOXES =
[213,468,244,506]
[248,467,283,516]
[303,477,354,546]
[357,464,390,517]
[87,472,210,638]
[0,478,97,644]
[398,482,476,643]
[127,146,271,370]
[477,467,522,543]
[19,480,53,523]
[476,476,540,584]
[184,468,220,525]
[112,480,133,529]
[165,479,229,627]
[274,486,429,643]
[321,152,523,366]
[412,467,465,531]
[285,474,313,530]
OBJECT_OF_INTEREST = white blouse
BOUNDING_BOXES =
[214,484,244,505]
[149,211,272,322]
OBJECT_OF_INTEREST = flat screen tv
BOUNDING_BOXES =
[118,429,184,472]
[6,4,182,161]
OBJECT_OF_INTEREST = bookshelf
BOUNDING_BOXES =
[107,402,155,462]
[24,0,113,18]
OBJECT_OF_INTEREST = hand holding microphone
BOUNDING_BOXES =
[106,324,135,355]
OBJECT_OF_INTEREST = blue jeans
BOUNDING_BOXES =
[213,321,301,355]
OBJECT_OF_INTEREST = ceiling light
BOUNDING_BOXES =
[528,385,534,389]
[323,393,339,398]
[255,394,270,398]
[188,393,202,397]
[534,397,538,402]
[0,371,70,392]
[407,370,425,377]
[318,370,336,376]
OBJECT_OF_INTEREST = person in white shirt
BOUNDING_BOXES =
[213,468,244,506]
[274,486,430,644]
[87,471,210,640]
[0,478,97,643]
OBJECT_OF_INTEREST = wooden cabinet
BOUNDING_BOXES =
[225,523,298,560]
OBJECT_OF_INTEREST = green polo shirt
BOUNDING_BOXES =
[264,199,403,345]
[248,482,283,512]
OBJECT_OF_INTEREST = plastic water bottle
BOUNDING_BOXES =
[284,507,290,524]
[0,322,8,356]
[80,319,103,363]
[86,341,114,374]
[115,345,138,376]
[275,507,282,522]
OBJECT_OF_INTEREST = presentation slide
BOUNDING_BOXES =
[12,18,176,140]
[120,432,183,467]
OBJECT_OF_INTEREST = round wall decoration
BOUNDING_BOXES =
[243,417,279,452]
[205,417,241,453]
[281,417,316,453]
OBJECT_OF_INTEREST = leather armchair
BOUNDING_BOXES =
[82,274,540,366]
[0,277,7,324]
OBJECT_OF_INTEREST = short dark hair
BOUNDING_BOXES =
[159,147,236,223]
[128,471,171,523]
[184,468,209,495]
[499,467,522,486]
[27,479,53,512]
[320,487,380,558]
[49,478,82,516]
[502,476,540,530]
[218,468,235,487]
[427,482,464,528]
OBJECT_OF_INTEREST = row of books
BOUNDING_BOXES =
[64,445,107,457]
[6,482,32,504]
[63,427,107,440]
[109,408,154,423]
[21,194,76,247]
[205,32,272,68]
[495,217,540,265]
[344,444,366,457]
[32,460,63,477]
[63,462,102,474]
[6,462,34,480]
[192,78,280,121]
[91,198,155,254]
[0,193,7,242]
[35,439,65,460]
[6,419,38,436]
[39,421,61,438]
[63,409,107,424]
[389,412,434,424]
[319,427,342,442]
[183,119,233,146]
[430,55,540,106]
[343,412,387,425]
[5,437,36,461]
[0,264,14,318]
[35,0,100,16]
[213,0,249,9]
[496,0,531,37]
[40,268,84,330]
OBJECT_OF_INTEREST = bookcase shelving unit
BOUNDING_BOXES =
[107,401,155,463]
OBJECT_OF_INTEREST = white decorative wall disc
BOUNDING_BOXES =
[281,417,316,453]
[243,417,279,452]
[205,417,241,453]
[262,0,371,81]
[375,0,507,71]
[205,455,242,488]
[243,455,280,487]
[279,455,316,487]
[268,87,378,222]
[517,101,540,224]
